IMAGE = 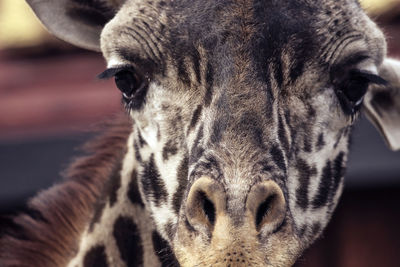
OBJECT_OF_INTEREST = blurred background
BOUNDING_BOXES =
[0,0,399,266]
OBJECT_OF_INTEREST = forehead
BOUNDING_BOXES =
[101,0,385,76]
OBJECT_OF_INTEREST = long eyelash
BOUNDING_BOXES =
[350,69,387,85]
[97,65,133,79]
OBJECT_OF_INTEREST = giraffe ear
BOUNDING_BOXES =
[26,0,124,51]
[363,58,400,151]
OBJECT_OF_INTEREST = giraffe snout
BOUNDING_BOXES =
[179,178,288,266]
[185,177,286,235]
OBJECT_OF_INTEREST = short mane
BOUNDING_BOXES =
[0,114,133,267]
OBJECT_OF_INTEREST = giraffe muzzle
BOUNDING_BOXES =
[185,177,286,237]
[175,177,288,266]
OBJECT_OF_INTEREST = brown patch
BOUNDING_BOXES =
[113,216,143,266]
[83,245,109,267]
[152,231,179,266]
[0,113,133,267]
[128,169,145,207]
[172,156,189,214]
[108,160,123,207]
[88,199,107,233]
[162,139,178,161]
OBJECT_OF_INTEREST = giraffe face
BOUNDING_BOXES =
[25,0,400,265]
[96,0,389,265]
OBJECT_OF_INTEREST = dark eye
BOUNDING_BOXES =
[114,70,142,99]
[334,69,386,115]
[98,66,149,111]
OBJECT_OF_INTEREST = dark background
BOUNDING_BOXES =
[1,2,400,267]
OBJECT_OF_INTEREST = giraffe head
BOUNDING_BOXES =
[27,0,400,265]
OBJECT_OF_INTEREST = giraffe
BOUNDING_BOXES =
[1,0,400,266]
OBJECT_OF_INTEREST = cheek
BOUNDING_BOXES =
[134,118,160,150]
[131,84,169,149]
[286,141,349,242]
[316,87,352,129]
[284,96,351,241]
[131,82,193,150]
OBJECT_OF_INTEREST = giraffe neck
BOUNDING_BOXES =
[67,129,149,266]
[67,124,177,267]
[0,115,165,267]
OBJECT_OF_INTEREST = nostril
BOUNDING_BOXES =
[185,177,225,232]
[200,192,216,225]
[255,195,274,228]
[247,181,286,233]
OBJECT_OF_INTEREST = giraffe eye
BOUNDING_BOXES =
[98,66,149,111]
[114,70,143,99]
[334,69,386,115]
[97,66,146,100]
